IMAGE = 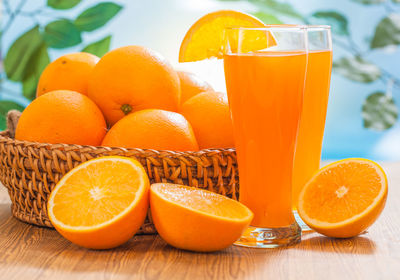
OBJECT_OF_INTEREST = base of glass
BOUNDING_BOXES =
[293,210,312,232]
[234,222,301,248]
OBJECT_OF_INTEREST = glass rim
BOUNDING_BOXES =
[306,25,331,29]
[224,24,331,31]
[224,25,307,32]
[265,24,331,30]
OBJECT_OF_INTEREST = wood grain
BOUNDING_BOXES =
[0,162,399,280]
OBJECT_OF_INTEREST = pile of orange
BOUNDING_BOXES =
[15,46,234,151]
[13,14,250,252]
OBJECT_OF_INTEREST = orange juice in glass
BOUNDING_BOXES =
[292,26,332,230]
[224,26,307,248]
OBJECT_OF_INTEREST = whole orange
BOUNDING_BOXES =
[180,91,234,149]
[177,71,213,104]
[16,90,107,146]
[101,109,198,151]
[88,46,181,125]
[37,52,99,97]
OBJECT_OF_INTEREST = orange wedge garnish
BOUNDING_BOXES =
[179,10,275,62]
[298,158,388,238]
[150,183,253,252]
[48,156,150,249]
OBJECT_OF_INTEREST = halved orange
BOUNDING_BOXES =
[48,156,150,249]
[150,183,253,252]
[179,10,274,62]
[298,158,388,238]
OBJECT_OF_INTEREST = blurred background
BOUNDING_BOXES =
[1,0,400,160]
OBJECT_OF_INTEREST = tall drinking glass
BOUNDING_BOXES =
[292,26,332,231]
[223,26,308,248]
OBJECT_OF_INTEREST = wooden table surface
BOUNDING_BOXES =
[0,162,399,280]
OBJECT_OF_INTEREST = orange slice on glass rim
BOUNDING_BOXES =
[298,158,388,238]
[48,156,150,249]
[179,10,275,62]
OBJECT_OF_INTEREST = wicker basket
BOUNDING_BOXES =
[0,111,238,234]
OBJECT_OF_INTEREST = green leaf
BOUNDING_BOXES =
[351,0,385,3]
[47,0,81,9]
[4,26,43,82]
[333,56,381,83]
[370,14,400,49]
[0,101,25,130]
[362,92,398,131]
[44,19,82,49]
[82,35,111,57]
[249,0,304,20]
[309,11,349,35]
[74,2,122,32]
[393,0,400,3]
[22,75,38,101]
[22,43,50,100]
[252,12,283,24]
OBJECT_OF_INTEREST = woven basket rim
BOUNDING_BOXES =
[0,130,235,156]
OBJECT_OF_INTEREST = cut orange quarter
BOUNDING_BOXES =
[150,183,253,252]
[48,156,150,249]
[298,158,388,238]
[179,10,275,62]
